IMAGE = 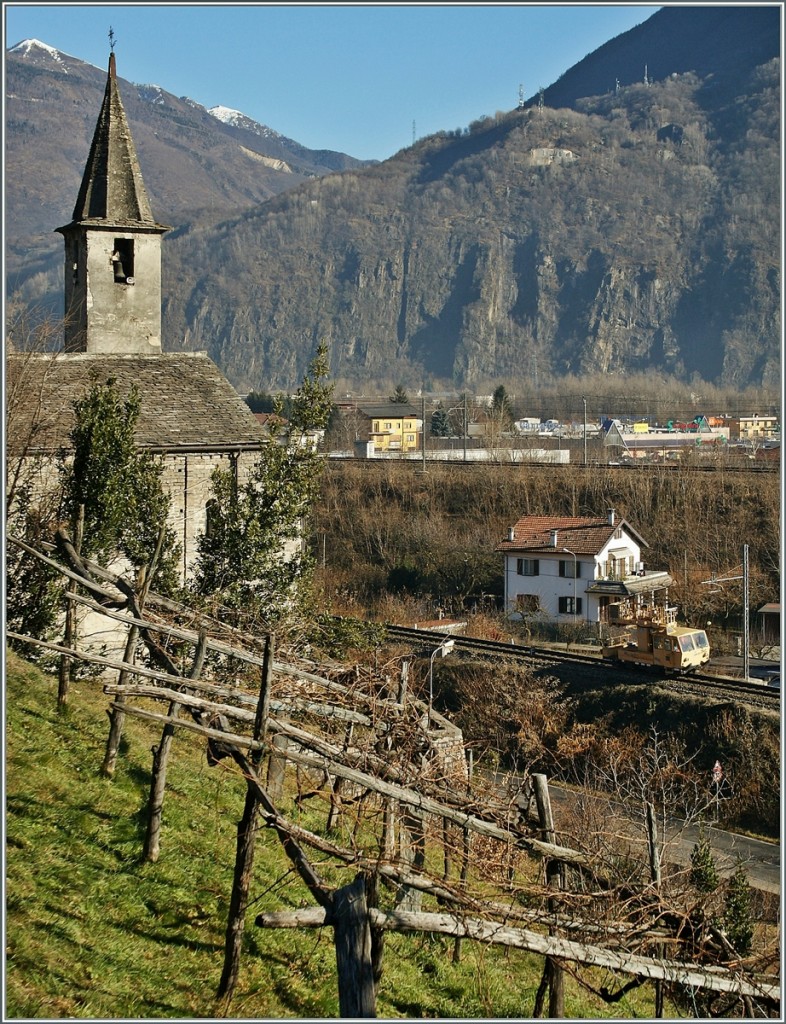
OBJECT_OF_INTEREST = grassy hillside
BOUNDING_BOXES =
[6,649,666,1019]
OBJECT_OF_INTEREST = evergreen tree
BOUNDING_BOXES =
[389,384,409,404]
[689,828,720,894]
[245,390,279,414]
[723,861,753,955]
[6,483,62,662]
[192,343,333,628]
[491,384,514,429]
[60,374,180,590]
[431,404,451,437]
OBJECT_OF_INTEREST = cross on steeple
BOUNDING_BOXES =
[109,26,116,52]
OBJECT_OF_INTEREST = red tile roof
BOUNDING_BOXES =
[496,515,648,556]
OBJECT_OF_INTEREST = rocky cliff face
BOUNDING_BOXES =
[161,56,780,393]
[7,8,780,395]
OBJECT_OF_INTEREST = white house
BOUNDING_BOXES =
[496,509,673,624]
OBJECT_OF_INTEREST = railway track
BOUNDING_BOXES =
[381,623,780,710]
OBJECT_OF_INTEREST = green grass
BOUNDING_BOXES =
[5,648,674,1018]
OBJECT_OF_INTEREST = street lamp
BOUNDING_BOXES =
[428,639,455,724]
[562,547,578,624]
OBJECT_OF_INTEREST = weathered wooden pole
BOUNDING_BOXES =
[266,709,290,801]
[453,748,473,964]
[217,634,274,1003]
[143,631,207,863]
[395,807,426,912]
[646,801,664,1018]
[327,723,354,832]
[333,873,377,1018]
[101,622,139,776]
[58,506,84,710]
[532,773,564,1019]
[102,524,167,777]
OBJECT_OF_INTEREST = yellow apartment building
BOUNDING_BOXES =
[357,403,422,452]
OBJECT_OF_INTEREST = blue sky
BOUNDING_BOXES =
[4,3,661,161]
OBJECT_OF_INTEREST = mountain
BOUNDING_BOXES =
[5,38,372,304]
[539,5,779,109]
[5,7,781,393]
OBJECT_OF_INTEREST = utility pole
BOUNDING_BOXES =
[700,545,750,681]
[421,393,426,472]
[582,396,587,467]
[743,544,750,683]
[463,392,468,464]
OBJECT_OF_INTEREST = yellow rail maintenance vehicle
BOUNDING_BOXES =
[601,601,710,674]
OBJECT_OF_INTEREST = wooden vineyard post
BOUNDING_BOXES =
[326,723,354,832]
[217,634,274,1005]
[57,505,84,710]
[453,748,473,964]
[101,621,139,776]
[646,801,664,1018]
[532,773,564,1019]
[266,709,289,801]
[333,873,377,1018]
[395,808,426,912]
[142,631,207,863]
[102,525,167,777]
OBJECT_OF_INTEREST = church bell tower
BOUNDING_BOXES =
[56,51,171,354]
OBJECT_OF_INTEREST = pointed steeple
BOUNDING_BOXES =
[56,52,170,354]
[69,52,161,226]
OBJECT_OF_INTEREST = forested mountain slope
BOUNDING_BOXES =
[5,39,371,307]
[161,48,779,392]
[6,7,780,393]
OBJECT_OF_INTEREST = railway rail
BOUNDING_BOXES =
[326,456,777,474]
[380,623,780,710]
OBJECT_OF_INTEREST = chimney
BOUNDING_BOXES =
[550,529,558,547]
[507,527,515,542]
[607,508,616,526]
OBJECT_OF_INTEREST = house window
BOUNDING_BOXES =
[516,594,540,612]
[614,526,623,540]
[516,558,539,576]
[111,238,135,283]
[559,559,581,578]
[406,434,415,442]
[558,596,583,614]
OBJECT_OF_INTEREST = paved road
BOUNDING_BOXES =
[493,774,780,894]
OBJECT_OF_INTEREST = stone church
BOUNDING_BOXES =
[7,52,267,583]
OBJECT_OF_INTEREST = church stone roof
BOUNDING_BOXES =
[7,353,266,453]
[57,53,169,232]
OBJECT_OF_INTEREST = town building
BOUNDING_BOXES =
[497,510,673,625]
[729,414,780,440]
[354,404,422,453]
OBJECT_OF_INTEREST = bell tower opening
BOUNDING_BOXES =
[112,238,135,284]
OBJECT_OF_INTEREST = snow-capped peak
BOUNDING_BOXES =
[208,105,280,141]
[9,38,69,69]
[209,105,245,125]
